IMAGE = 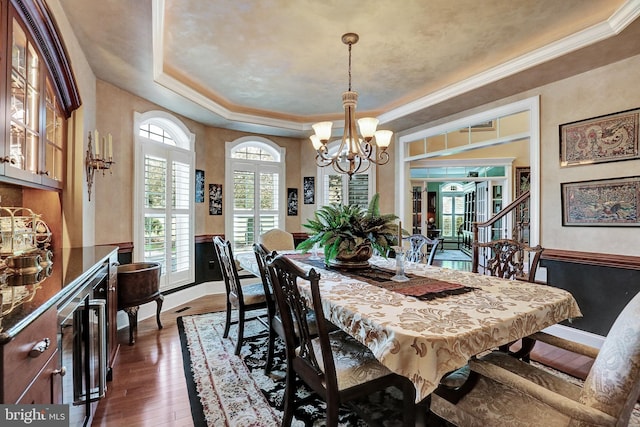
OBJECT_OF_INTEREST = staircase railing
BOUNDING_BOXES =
[472,190,531,273]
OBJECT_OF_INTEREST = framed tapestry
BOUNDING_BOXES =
[560,108,640,167]
[303,176,315,204]
[287,188,298,216]
[209,183,222,215]
[561,176,640,226]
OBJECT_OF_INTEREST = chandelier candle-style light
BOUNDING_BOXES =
[310,33,392,178]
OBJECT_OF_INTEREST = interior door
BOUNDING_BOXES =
[475,181,489,267]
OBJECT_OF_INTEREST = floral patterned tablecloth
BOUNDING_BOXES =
[237,253,582,403]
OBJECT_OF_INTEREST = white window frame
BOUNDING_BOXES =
[316,140,376,207]
[225,136,286,252]
[133,110,195,291]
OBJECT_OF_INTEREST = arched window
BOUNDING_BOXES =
[225,137,285,252]
[133,111,195,291]
[316,141,376,208]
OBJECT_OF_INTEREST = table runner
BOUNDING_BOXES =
[288,253,476,300]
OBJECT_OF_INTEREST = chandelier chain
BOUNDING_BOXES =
[348,41,352,92]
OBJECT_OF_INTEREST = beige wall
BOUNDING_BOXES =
[536,54,640,256]
[93,80,304,246]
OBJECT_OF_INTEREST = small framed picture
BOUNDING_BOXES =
[287,188,298,216]
[515,167,530,198]
[195,169,205,203]
[303,176,315,204]
[209,183,222,215]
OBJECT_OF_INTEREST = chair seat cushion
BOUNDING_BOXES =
[431,373,572,427]
[311,330,392,391]
[431,351,584,427]
[232,281,267,305]
[480,351,582,400]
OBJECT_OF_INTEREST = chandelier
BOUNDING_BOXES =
[310,33,392,178]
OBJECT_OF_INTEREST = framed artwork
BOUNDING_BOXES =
[515,167,530,198]
[195,169,205,203]
[559,108,640,167]
[561,176,640,226]
[209,183,222,215]
[303,176,315,204]
[287,188,298,216]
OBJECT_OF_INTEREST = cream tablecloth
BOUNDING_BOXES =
[237,252,582,402]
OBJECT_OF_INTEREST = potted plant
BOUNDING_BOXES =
[296,193,400,268]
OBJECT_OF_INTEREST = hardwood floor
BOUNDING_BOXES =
[92,295,226,427]
[93,263,592,426]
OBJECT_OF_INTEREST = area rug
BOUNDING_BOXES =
[178,311,640,426]
[177,310,449,427]
[433,249,471,262]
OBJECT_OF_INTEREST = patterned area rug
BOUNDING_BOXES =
[177,310,450,426]
[178,310,640,426]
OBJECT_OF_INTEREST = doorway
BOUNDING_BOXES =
[397,96,540,246]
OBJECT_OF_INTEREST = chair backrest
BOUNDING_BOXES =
[213,236,244,302]
[579,291,640,423]
[259,228,295,251]
[406,234,440,265]
[253,242,277,313]
[472,238,543,282]
[266,254,338,392]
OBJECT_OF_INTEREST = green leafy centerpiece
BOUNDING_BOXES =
[296,194,399,269]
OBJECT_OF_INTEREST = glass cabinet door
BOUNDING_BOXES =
[9,17,41,181]
[44,77,65,185]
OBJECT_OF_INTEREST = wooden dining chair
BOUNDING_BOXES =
[405,234,440,265]
[472,238,543,283]
[258,228,295,251]
[472,238,544,357]
[266,254,416,427]
[254,243,338,376]
[431,290,640,427]
[213,236,269,355]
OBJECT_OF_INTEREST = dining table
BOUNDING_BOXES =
[236,251,582,403]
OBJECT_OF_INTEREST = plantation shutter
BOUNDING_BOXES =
[348,174,369,208]
[142,149,193,290]
[231,163,281,253]
[321,172,370,208]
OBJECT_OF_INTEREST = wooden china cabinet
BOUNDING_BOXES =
[0,0,81,405]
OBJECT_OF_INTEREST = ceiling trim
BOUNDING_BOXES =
[151,0,640,135]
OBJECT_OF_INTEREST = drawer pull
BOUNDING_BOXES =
[53,367,67,377]
[29,338,50,358]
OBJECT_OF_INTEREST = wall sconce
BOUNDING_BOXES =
[85,130,115,201]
